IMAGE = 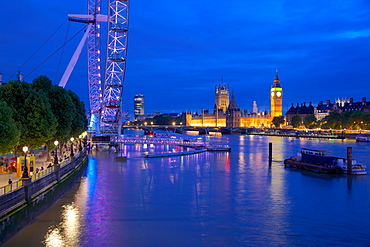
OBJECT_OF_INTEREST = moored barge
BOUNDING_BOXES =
[284,148,366,175]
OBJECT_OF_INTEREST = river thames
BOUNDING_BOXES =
[3,134,370,246]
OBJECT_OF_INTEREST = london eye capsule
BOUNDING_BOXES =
[106,100,120,109]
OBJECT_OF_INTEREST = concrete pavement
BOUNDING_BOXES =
[0,150,56,188]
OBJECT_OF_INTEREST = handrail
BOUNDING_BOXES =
[0,150,84,196]
[0,150,87,218]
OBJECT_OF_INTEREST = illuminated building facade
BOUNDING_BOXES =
[215,84,230,113]
[226,92,241,127]
[134,94,144,121]
[270,70,283,118]
[183,71,282,127]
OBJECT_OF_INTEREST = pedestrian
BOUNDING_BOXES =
[8,179,12,185]
[40,166,44,171]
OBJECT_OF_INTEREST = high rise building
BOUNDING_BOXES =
[134,94,144,121]
[270,70,283,118]
[215,84,229,113]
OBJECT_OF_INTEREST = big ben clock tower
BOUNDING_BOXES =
[270,70,283,117]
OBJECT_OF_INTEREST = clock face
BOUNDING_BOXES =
[271,92,275,97]
[276,91,282,97]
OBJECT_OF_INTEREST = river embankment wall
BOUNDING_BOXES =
[0,151,88,245]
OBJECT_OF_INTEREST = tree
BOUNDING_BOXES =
[32,76,76,142]
[321,111,341,129]
[0,80,57,151]
[0,101,20,155]
[68,90,88,137]
[304,114,317,129]
[272,116,285,128]
[318,110,370,130]
[291,114,302,128]
[140,115,182,125]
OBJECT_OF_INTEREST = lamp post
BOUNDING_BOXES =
[70,137,74,157]
[54,140,59,165]
[22,146,29,178]
[79,135,83,152]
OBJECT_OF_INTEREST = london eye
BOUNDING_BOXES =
[58,0,129,135]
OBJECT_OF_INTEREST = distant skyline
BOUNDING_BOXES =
[1,0,370,116]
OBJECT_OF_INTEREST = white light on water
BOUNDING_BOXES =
[43,203,82,247]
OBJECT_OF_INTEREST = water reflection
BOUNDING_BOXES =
[5,135,370,246]
[43,203,82,247]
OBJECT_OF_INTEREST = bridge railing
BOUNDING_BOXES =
[115,135,210,146]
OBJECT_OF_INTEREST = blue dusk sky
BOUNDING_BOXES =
[1,0,370,116]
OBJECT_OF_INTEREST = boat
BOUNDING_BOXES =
[335,158,367,175]
[145,149,206,158]
[355,134,370,142]
[284,148,367,175]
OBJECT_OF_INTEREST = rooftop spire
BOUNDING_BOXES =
[272,69,281,88]
[274,69,279,81]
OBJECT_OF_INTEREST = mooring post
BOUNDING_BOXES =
[269,142,272,164]
[347,147,352,175]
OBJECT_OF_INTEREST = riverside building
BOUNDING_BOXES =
[286,97,370,126]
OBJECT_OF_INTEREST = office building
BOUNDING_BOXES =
[134,94,144,121]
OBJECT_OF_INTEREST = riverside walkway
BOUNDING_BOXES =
[0,149,78,189]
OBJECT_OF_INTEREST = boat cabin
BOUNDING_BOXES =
[300,148,338,167]
[300,148,327,156]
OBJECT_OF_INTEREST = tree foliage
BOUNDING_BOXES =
[0,75,87,154]
[304,114,317,129]
[291,114,302,128]
[320,111,370,130]
[0,80,57,151]
[272,116,285,128]
[32,76,76,142]
[137,115,182,125]
[0,101,20,155]
[68,90,88,137]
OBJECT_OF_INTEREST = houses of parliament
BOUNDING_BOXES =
[183,71,283,127]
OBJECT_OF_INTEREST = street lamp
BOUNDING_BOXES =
[22,146,29,178]
[172,122,175,126]
[54,140,59,165]
[78,135,83,152]
[70,137,74,157]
